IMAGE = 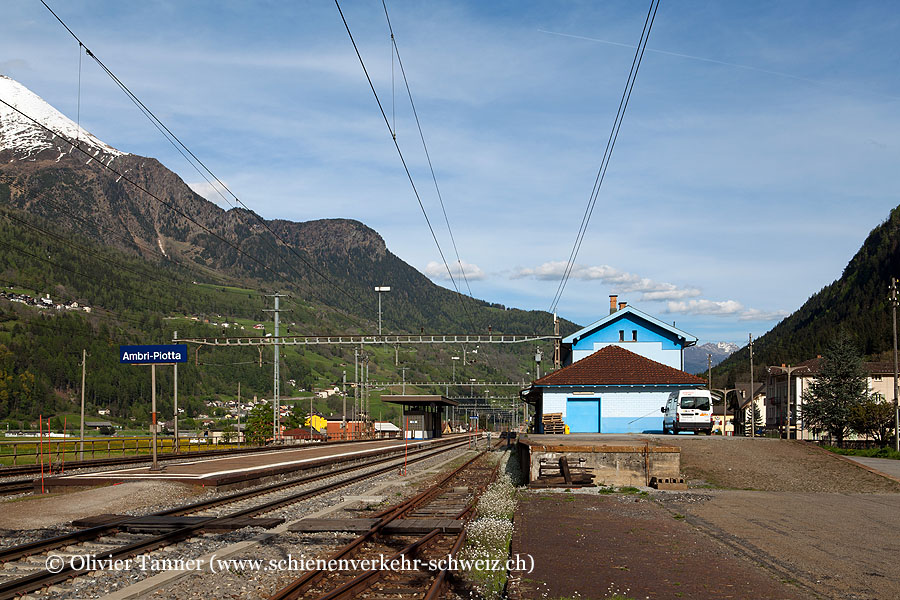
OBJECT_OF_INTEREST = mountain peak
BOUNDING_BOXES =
[0,75,125,162]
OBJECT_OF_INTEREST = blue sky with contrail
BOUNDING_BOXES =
[1,1,899,343]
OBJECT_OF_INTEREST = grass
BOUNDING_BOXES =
[597,485,649,497]
[823,445,900,460]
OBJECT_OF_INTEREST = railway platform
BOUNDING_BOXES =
[39,436,464,492]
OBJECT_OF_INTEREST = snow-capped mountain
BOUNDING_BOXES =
[684,341,740,374]
[0,75,124,163]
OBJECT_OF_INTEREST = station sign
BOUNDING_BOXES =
[120,344,188,364]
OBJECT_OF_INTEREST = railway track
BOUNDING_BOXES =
[271,447,501,600]
[0,437,390,478]
[0,479,33,496]
[0,438,477,599]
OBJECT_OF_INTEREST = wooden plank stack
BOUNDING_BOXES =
[542,412,565,434]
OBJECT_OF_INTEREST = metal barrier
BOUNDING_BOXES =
[0,437,255,467]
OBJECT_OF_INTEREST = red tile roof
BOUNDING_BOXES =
[533,345,706,386]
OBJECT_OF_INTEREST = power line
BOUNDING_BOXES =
[0,177,268,299]
[380,0,474,299]
[334,0,478,333]
[38,0,376,323]
[548,0,660,314]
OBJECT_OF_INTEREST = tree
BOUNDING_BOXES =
[246,403,273,444]
[850,394,895,446]
[282,403,308,430]
[801,334,869,445]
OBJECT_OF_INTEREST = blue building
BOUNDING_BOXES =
[562,295,697,369]
[522,296,704,434]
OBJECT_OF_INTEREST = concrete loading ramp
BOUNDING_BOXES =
[517,434,682,488]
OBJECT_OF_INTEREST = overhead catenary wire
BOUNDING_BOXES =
[334,0,478,333]
[380,0,475,300]
[548,0,660,315]
[38,0,376,325]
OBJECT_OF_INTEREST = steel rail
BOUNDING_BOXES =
[0,438,466,563]
[270,447,498,600]
[0,439,472,599]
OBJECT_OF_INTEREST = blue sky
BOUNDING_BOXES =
[2,1,899,345]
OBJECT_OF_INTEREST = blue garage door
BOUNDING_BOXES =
[566,399,600,433]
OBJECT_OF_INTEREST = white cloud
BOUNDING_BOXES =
[738,308,790,322]
[666,299,789,322]
[187,181,233,208]
[510,261,701,301]
[424,260,485,281]
[666,299,744,316]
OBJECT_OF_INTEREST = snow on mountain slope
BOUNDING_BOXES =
[0,75,125,162]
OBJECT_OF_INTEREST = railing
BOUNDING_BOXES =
[0,436,256,467]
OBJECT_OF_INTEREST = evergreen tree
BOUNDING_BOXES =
[801,334,869,444]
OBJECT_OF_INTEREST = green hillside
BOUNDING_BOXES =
[715,205,900,384]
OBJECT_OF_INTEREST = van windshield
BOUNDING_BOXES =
[680,396,710,410]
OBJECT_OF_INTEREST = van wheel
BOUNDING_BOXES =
[703,429,712,435]
[671,426,678,435]
[662,425,669,435]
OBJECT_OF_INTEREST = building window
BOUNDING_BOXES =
[632,330,638,341]
[618,330,625,342]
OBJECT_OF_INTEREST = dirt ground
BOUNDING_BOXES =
[511,436,900,599]
[640,434,900,493]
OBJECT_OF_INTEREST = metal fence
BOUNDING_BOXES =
[0,436,254,467]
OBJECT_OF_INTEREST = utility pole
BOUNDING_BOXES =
[265,293,285,443]
[237,381,241,444]
[375,286,391,335]
[401,367,407,395]
[553,313,561,369]
[749,334,755,439]
[354,347,359,436]
[342,370,347,440]
[172,331,179,453]
[708,354,712,392]
[79,349,86,461]
[893,278,900,452]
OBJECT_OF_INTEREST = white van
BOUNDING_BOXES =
[661,389,713,435]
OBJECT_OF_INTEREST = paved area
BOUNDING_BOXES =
[510,435,900,599]
[844,454,900,480]
[510,491,814,600]
[665,490,900,600]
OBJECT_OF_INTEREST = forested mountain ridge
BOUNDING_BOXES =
[715,205,900,384]
[0,75,575,426]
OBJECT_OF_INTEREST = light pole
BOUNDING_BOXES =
[892,278,899,452]
[451,356,460,381]
[375,286,391,335]
[712,388,738,436]
[749,334,755,439]
[768,365,809,439]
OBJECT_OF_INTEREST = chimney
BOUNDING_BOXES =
[609,294,618,314]
[618,301,627,311]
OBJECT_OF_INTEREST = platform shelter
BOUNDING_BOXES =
[383,395,458,440]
